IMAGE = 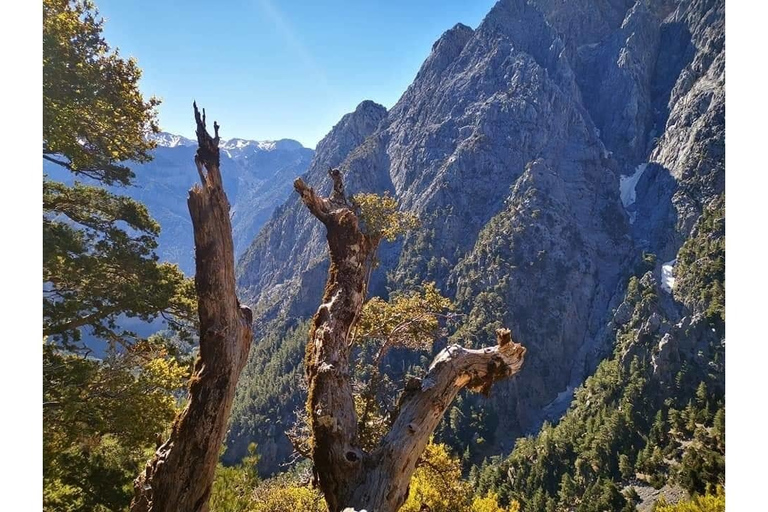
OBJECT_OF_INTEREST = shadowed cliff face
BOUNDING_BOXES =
[233,0,724,473]
[235,100,389,319]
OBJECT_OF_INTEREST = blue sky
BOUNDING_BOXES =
[96,0,497,149]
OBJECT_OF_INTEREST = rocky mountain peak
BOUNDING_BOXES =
[311,100,387,172]
[236,99,388,312]
[479,0,569,75]
[230,0,724,475]
[152,131,196,148]
[434,22,474,50]
[268,139,306,151]
[417,23,475,79]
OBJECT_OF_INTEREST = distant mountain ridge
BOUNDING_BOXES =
[45,131,315,275]
[152,131,196,148]
[152,131,306,151]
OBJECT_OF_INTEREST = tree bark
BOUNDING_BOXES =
[131,103,253,512]
[296,170,526,512]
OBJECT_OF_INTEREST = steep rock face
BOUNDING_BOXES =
[232,0,724,472]
[372,0,632,445]
[646,0,725,254]
[372,0,614,290]
[236,100,388,318]
[448,157,630,442]
[534,0,724,258]
[533,0,637,49]
[572,1,662,167]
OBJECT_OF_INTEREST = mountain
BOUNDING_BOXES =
[236,100,389,317]
[44,132,315,275]
[229,0,724,486]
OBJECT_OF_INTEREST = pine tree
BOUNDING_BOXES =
[712,407,725,450]
[557,473,577,505]
[43,0,195,349]
[43,2,196,509]
[695,382,711,422]
[619,453,634,480]
[684,400,698,435]
[44,0,159,186]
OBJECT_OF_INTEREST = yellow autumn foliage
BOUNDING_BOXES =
[654,487,725,512]
[353,192,419,243]
[470,492,521,512]
[401,441,520,512]
[249,483,327,512]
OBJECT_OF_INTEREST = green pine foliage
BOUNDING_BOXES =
[43,0,196,349]
[43,338,188,510]
[43,2,197,510]
[210,447,326,512]
[209,443,262,512]
[469,264,725,510]
[44,0,160,186]
[227,319,311,468]
[43,180,197,347]
[389,208,456,290]
[674,196,725,326]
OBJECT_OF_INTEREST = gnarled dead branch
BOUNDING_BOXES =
[297,169,526,512]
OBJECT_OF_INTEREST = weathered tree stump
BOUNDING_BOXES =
[296,170,526,512]
[131,103,253,512]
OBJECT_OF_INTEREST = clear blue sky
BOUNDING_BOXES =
[96,0,498,149]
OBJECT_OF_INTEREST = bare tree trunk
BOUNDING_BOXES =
[131,104,253,512]
[295,170,526,512]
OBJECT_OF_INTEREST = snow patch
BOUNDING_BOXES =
[154,133,304,153]
[152,132,196,148]
[619,163,648,224]
[661,259,676,293]
[220,139,278,152]
[220,139,305,152]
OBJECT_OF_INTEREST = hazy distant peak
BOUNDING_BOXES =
[153,131,306,152]
[152,132,196,148]
[220,138,306,152]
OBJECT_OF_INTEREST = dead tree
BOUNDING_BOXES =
[131,103,253,512]
[295,170,527,512]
